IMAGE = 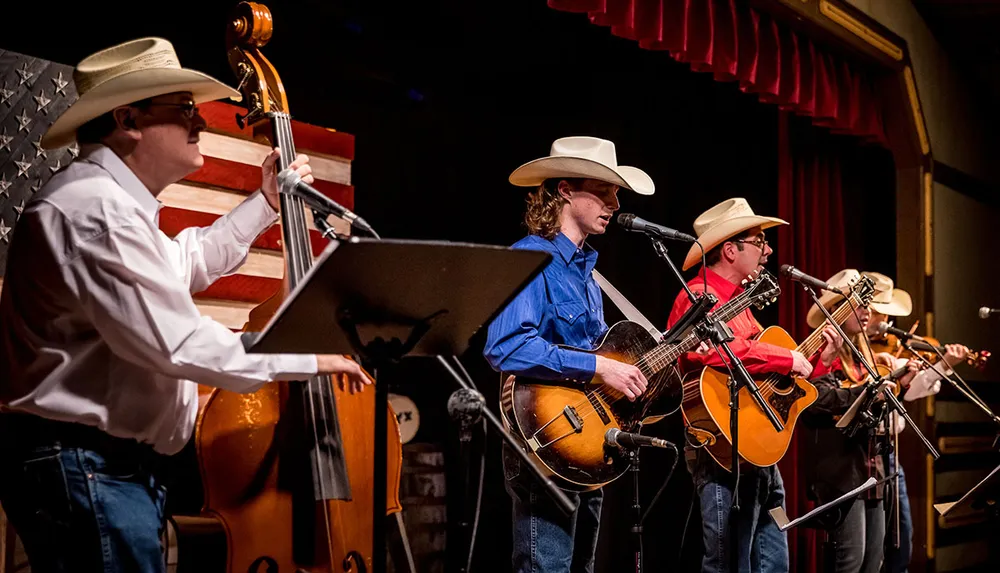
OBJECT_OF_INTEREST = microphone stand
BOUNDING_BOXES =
[649,237,782,573]
[798,284,939,460]
[900,341,1000,454]
[304,196,577,573]
[901,340,1000,426]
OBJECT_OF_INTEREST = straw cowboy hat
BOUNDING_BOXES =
[41,37,239,149]
[682,198,787,271]
[863,272,913,317]
[806,269,866,328]
[509,136,655,196]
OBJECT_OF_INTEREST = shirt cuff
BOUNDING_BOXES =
[271,353,320,381]
[228,190,279,246]
[775,348,796,375]
[561,350,597,383]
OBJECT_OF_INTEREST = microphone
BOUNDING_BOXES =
[277,169,373,235]
[876,322,928,343]
[604,428,673,450]
[979,306,1000,319]
[616,213,697,242]
[779,265,846,295]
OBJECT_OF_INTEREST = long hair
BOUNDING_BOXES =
[524,178,578,240]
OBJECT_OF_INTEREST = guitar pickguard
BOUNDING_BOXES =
[767,382,806,422]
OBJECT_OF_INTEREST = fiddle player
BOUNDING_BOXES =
[667,198,817,573]
[861,272,968,573]
[0,38,371,572]
[483,136,653,573]
[800,268,968,573]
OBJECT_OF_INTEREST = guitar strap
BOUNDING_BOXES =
[592,269,663,343]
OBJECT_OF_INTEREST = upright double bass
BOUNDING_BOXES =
[193,3,402,571]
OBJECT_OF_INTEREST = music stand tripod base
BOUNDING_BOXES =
[246,237,553,573]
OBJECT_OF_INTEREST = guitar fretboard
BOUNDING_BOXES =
[794,291,867,358]
[642,282,770,373]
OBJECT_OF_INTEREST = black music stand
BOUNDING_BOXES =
[935,463,1000,521]
[246,237,572,573]
[768,474,894,573]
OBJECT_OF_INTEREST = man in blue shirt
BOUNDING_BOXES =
[484,136,655,573]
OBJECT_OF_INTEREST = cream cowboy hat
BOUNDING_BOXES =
[41,37,240,149]
[509,136,655,195]
[682,198,787,271]
[863,272,913,317]
[806,269,864,328]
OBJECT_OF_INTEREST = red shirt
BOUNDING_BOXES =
[667,268,794,375]
[810,355,861,380]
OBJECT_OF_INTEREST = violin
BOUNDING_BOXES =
[869,332,990,372]
[192,3,403,571]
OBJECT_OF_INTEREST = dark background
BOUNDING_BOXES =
[2,1,895,571]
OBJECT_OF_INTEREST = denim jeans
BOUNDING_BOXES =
[827,499,885,573]
[502,443,603,573]
[689,451,789,573]
[883,454,912,573]
[0,415,168,573]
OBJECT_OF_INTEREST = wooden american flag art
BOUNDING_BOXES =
[0,48,355,332]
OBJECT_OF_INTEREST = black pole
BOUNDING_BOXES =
[630,449,643,573]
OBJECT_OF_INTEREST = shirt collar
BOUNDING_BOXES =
[701,267,741,300]
[552,232,598,268]
[79,143,162,221]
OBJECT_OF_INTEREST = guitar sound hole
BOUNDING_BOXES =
[772,376,794,391]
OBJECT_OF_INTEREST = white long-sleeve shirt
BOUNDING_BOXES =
[888,354,952,434]
[0,144,317,455]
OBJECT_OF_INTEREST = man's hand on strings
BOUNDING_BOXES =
[942,344,970,368]
[790,351,813,379]
[897,359,921,389]
[316,355,373,394]
[819,324,843,367]
[595,355,647,402]
[261,147,313,211]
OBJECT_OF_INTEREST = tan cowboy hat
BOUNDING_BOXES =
[682,198,787,270]
[863,272,913,317]
[509,136,654,195]
[806,269,864,328]
[41,37,239,149]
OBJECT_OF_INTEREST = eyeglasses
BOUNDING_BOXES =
[144,101,198,119]
[733,237,768,250]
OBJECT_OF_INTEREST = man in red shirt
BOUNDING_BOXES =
[668,198,814,573]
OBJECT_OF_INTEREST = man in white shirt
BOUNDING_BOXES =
[0,38,370,572]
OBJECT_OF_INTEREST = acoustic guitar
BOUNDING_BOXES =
[501,270,781,491]
[683,273,877,471]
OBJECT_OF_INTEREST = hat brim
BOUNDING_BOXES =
[806,291,847,329]
[870,290,912,317]
[682,215,788,271]
[41,67,240,149]
[509,156,654,195]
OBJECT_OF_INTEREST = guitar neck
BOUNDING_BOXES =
[796,292,865,359]
[645,286,769,372]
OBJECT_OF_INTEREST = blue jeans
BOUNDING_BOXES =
[0,415,168,573]
[883,454,912,573]
[827,499,885,573]
[689,451,789,573]
[502,443,603,573]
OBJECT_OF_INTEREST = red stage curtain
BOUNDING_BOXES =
[547,0,886,145]
[775,110,848,571]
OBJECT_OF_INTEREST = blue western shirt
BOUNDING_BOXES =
[483,232,607,382]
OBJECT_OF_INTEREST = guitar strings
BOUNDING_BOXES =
[563,284,770,424]
[276,113,338,551]
[566,284,863,427]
